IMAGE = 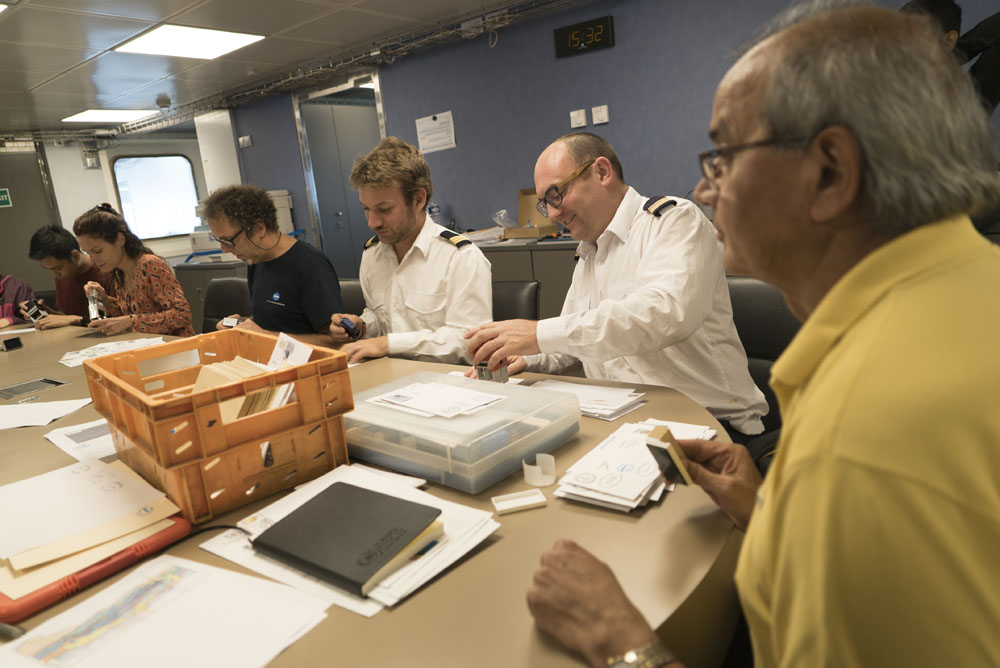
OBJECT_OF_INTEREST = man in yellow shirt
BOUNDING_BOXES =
[525,4,1000,667]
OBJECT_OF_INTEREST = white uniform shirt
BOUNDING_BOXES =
[531,187,767,434]
[359,217,492,363]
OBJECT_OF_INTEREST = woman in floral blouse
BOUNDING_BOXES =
[73,204,194,337]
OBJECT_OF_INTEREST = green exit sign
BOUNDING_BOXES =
[0,188,10,208]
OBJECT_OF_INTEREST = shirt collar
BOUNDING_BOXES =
[577,187,641,259]
[772,215,982,395]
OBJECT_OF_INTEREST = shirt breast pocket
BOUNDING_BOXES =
[404,290,446,328]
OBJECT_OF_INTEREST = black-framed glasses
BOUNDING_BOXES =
[209,228,245,247]
[698,137,807,185]
[536,159,596,217]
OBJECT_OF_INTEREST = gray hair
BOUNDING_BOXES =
[753,1,999,234]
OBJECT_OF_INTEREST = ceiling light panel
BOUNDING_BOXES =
[115,25,265,60]
[62,109,159,123]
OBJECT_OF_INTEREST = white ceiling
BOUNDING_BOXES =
[0,0,579,136]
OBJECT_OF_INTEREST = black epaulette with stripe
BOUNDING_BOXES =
[364,235,379,250]
[643,196,677,217]
[439,229,472,248]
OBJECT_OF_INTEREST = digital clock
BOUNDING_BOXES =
[553,16,615,58]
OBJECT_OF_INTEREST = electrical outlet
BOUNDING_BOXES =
[592,105,609,124]
[570,109,587,128]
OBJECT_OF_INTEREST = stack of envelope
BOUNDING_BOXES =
[367,382,505,418]
[529,380,645,420]
[554,419,716,512]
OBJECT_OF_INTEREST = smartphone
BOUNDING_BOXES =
[220,317,243,328]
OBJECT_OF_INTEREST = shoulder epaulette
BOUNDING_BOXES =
[439,229,472,248]
[643,196,677,217]
[364,235,379,250]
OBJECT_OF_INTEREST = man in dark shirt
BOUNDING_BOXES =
[20,225,113,329]
[201,184,343,347]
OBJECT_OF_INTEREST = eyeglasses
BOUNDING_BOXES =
[536,159,596,217]
[209,228,245,247]
[698,137,807,185]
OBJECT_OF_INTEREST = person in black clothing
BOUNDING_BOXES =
[901,0,999,116]
[901,1,1000,234]
[201,185,343,346]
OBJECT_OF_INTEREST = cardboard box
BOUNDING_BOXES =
[503,188,559,239]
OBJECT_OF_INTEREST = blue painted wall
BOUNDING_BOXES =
[232,95,316,245]
[377,0,1000,230]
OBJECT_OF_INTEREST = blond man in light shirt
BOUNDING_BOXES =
[331,137,492,364]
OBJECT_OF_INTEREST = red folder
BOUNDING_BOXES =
[0,515,191,624]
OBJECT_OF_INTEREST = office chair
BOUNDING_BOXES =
[202,277,251,334]
[491,281,540,321]
[339,279,366,316]
[727,275,801,473]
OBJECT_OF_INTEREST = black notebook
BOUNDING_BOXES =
[252,482,443,597]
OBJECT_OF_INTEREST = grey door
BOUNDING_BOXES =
[301,93,381,279]
[0,147,61,293]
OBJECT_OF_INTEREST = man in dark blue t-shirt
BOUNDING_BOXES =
[202,184,343,346]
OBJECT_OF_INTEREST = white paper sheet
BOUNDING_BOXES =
[0,459,164,558]
[415,110,456,154]
[0,555,329,668]
[0,398,92,429]
[268,332,312,368]
[58,337,164,367]
[44,418,115,460]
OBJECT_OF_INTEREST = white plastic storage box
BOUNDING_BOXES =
[344,372,580,494]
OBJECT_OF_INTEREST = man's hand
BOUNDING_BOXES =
[88,315,133,336]
[463,354,527,378]
[329,313,364,344]
[465,320,540,370]
[340,336,388,364]
[526,539,660,668]
[18,298,63,321]
[676,439,762,531]
[35,314,82,330]
[215,313,243,331]
[234,318,265,333]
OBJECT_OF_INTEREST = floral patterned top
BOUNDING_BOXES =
[106,254,194,337]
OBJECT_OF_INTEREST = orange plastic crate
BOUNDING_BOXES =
[83,329,353,468]
[111,416,348,523]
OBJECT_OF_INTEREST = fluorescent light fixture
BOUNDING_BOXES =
[62,109,159,123]
[115,25,264,60]
[0,5,8,14]
[358,82,375,89]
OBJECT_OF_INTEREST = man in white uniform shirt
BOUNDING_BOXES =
[331,137,492,364]
[466,132,766,439]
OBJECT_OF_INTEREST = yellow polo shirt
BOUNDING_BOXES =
[736,216,1000,667]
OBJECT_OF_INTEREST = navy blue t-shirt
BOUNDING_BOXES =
[247,241,343,335]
